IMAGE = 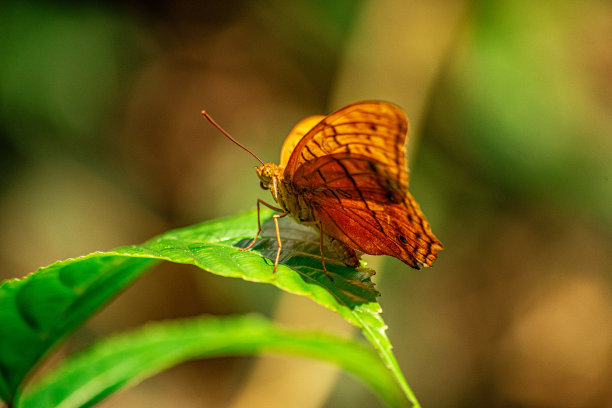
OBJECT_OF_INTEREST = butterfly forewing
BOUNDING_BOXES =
[284,101,409,191]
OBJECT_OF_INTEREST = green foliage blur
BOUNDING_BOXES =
[1,0,611,407]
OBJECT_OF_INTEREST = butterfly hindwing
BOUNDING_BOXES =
[311,197,441,268]
[293,154,441,267]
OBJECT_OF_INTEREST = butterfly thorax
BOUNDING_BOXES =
[256,163,315,223]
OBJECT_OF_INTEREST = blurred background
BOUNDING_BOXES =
[1,0,611,407]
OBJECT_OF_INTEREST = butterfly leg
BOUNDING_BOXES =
[301,220,333,281]
[271,211,289,273]
[317,226,333,281]
[241,199,284,251]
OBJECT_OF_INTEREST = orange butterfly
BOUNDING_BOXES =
[203,101,442,279]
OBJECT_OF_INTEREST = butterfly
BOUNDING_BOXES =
[202,101,442,279]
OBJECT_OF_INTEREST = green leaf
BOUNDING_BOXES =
[0,256,157,405]
[0,210,419,406]
[18,314,404,408]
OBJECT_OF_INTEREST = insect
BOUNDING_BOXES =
[202,101,442,279]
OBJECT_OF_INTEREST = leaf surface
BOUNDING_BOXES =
[18,315,404,408]
[0,210,419,406]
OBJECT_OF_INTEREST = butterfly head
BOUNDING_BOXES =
[256,162,283,191]
[255,163,273,190]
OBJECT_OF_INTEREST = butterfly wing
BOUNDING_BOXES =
[280,115,325,168]
[286,101,442,268]
[285,101,409,190]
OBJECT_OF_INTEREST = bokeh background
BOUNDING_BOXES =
[1,0,611,407]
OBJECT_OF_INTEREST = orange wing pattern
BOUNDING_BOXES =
[285,101,409,190]
[286,101,442,268]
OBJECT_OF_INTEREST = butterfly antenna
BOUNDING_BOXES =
[201,110,265,165]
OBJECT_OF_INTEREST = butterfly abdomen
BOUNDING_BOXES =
[279,179,317,223]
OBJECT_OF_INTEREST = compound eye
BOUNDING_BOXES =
[260,181,269,190]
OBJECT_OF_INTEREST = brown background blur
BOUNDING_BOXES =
[1,0,611,407]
